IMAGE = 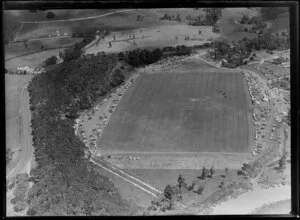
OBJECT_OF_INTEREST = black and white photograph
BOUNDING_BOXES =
[3,1,298,216]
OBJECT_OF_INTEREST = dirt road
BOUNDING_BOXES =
[6,78,33,180]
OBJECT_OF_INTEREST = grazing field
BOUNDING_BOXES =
[265,11,289,33]
[85,24,219,54]
[99,61,253,155]
[4,9,117,22]
[217,8,258,41]
[5,37,82,60]
[17,10,169,40]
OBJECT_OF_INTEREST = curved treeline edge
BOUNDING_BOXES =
[27,53,139,215]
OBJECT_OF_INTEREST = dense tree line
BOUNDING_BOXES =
[187,8,222,26]
[118,48,162,67]
[240,15,267,34]
[160,13,182,22]
[26,53,138,215]
[118,46,191,67]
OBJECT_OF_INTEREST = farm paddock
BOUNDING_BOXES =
[98,61,254,169]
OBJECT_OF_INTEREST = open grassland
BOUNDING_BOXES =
[3,10,116,41]
[217,8,258,41]
[265,11,289,33]
[17,10,169,40]
[99,61,253,155]
[4,9,116,23]
[85,24,219,54]
[5,37,82,60]
[5,48,65,72]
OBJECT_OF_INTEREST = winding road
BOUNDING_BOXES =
[6,78,33,180]
[21,9,137,24]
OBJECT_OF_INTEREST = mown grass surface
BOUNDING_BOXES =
[99,61,253,154]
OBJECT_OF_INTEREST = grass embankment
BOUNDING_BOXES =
[26,53,140,215]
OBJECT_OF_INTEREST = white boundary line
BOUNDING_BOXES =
[98,159,162,194]
[90,159,158,197]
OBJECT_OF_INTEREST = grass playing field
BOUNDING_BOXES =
[98,60,253,155]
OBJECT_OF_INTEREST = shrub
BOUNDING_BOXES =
[210,167,215,176]
[164,185,174,200]
[46,11,55,19]
[237,170,246,176]
[44,56,57,66]
[62,46,82,62]
[240,15,249,24]
[225,167,229,176]
[196,186,204,195]
[199,166,209,179]
[6,148,13,164]
[118,52,125,61]
[177,174,188,191]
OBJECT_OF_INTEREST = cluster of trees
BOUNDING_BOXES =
[272,56,288,64]
[26,53,138,215]
[160,13,182,22]
[240,15,267,34]
[161,45,191,56]
[136,14,144,21]
[212,25,221,33]
[187,8,222,26]
[211,32,290,67]
[148,167,216,213]
[240,15,260,25]
[236,163,256,178]
[118,48,163,67]
[148,174,192,212]
[278,150,288,172]
[71,32,96,38]
[10,174,30,212]
[118,45,191,67]
[60,35,95,62]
